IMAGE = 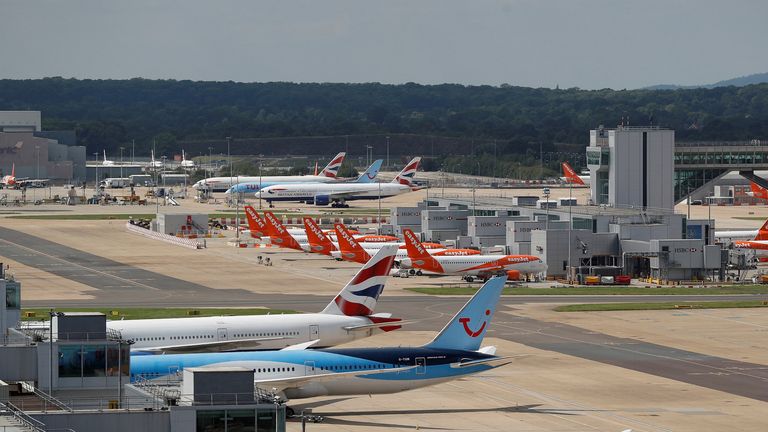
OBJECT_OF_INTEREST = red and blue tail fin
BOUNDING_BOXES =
[303,217,337,256]
[391,157,421,187]
[319,152,346,178]
[322,245,397,316]
[423,276,506,351]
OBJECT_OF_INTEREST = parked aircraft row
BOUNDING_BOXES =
[242,206,548,281]
[0,163,49,189]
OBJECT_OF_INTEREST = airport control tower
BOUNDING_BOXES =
[587,126,675,211]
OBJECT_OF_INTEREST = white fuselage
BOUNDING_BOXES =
[194,175,336,191]
[715,230,758,241]
[400,255,547,276]
[108,313,381,352]
[256,182,412,203]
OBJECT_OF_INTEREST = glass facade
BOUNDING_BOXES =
[58,343,129,379]
[5,281,20,309]
[674,150,768,166]
[196,408,284,432]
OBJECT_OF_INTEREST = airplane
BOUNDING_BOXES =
[747,181,768,201]
[109,246,403,353]
[324,222,480,265]
[255,157,422,208]
[715,218,768,242]
[1,163,49,189]
[193,152,346,192]
[130,275,512,417]
[226,159,383,196]
[149,149,163,169]
[102,150,115,166]
[180,149,196,169]
[1,163,17,188]
[560,162,589,186]
[243,207,397,248]
[399,228,547,282]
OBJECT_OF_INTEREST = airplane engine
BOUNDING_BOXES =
[313,195,330,206]
[505,270,522,281]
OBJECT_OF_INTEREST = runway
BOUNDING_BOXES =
[2,224,768,403]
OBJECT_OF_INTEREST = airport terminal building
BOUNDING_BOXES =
[388,126,725,282]
[0,111,86,183]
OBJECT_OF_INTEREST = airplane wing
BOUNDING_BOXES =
[136,336,296,353]
[254,365,417,393]
[449,355,522,369]
[342,320,414,331]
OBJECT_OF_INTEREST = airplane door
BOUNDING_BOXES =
[217,328,228,341]
[309,325,319,340]
[415,357,426,375]
[304,361,316,375]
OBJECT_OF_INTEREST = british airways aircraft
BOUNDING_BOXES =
[130,276,511,416]
[193,152,346,192]
[109,246,402,353]
[225,159,383,196]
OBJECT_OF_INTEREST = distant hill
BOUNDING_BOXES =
[644,72,768,90]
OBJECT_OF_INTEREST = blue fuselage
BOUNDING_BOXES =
[130,347,497,399]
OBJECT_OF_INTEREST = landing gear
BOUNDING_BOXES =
[463,275,475,282]
[409,269,416,275]
[416,270,423,276]
[286,406,295,418]
[331,202,350,208]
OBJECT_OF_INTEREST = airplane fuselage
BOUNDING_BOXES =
[256,183,412,203]
[130,347,497,399]
[194,175,336,192]
[109,313,387,352]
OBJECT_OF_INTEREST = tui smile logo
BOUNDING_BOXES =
[459,309,491,337]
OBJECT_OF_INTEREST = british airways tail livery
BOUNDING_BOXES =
[130,276,509,413]
[110,246,401,353]
[319,152,346,178]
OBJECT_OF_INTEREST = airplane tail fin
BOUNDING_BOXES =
[334,223,371,264]
[402,228,444,273]
[423,276,506,351]
[319,152,346,178]
[263,211,304,251]
[103,149,107,162]
[391,157,422,187]
[355,159,383,183]
[754,217,768,240]
[314,161,319,176]
[303,217,337,256]
[243,206,269,238]
[561,162,585,185]
[321,245,397,315]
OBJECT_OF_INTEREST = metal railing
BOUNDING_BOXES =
[1,402,47,432]
[18,384,71,414]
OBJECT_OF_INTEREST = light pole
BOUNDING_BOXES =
[568,179,573,283]
[93,152,99,191]
[386,136,390,171]
[227,136,232,193]
[119,147,124,179]
[161,156,167,206]
[131,139,135,164]
[543,187,551,231]
[35,145,40,202]
[258,161,263,210]
[377,180,382,231]
[365,145,372,167]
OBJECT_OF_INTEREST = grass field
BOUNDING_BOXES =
[406,285,768,296]
[733,216,767,221]
[21,307,298,320]
[554,300,768,312]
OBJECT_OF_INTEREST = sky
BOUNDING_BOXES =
[1,0,767,89]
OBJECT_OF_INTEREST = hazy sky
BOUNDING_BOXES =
[1,0,766,89]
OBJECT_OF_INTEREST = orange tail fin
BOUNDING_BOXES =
[754,218,768,240]
[334,223,370,264]
[303,217,337,256]
[402,229,444,273]
[243,206,268,238]
[750,182,768,201]
[561,162,585,185]
[263,211,304,251]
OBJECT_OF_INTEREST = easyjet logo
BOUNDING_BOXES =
[306,220,323,237]
[405,230,426,255]
[265,213,285,234]
[338,227,357,247]
[246,208,267,229]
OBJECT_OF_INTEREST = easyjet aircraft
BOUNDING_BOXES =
[305,221,480,264]
[560,162,589,186]
[716,217,768,242]
[399,228,547,282]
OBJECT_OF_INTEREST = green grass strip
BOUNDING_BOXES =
[554,301,768,312]
[406,285,768,296]
[21,307,297,321]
